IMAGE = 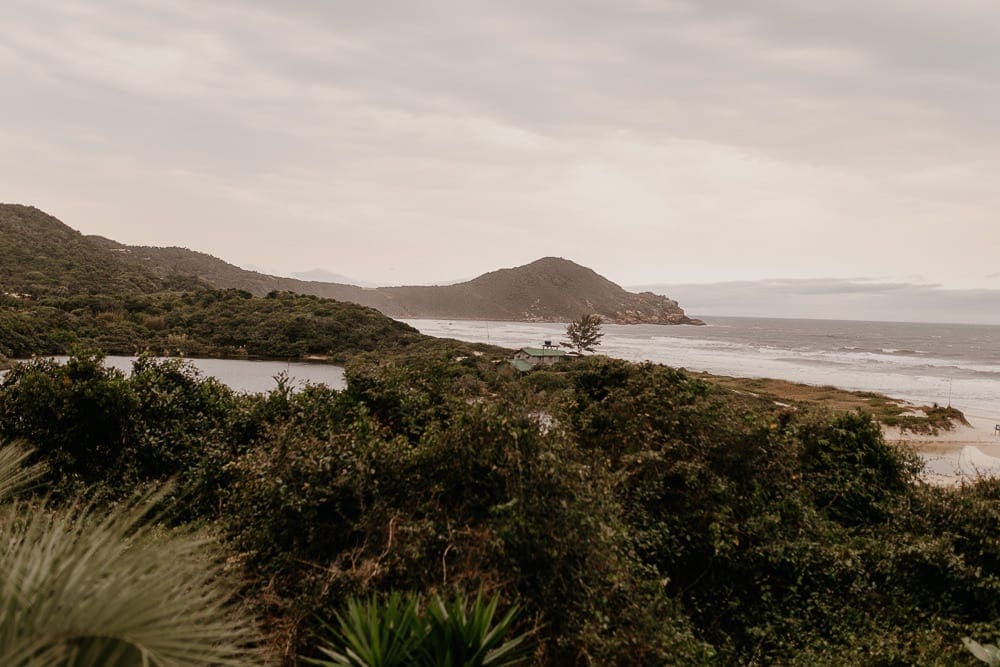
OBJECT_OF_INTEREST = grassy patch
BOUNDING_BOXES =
[698,373,968,434]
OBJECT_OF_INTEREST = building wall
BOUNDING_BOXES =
[513,350,565,367]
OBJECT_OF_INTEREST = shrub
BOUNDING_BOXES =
[0,352,135,499]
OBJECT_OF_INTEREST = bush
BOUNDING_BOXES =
[11,350,1000,664]
[226,382,707,664]
[0,352,135,499]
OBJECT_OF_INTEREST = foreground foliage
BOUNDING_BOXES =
[966,637,1000,665]
[0,444,260,666]
[3,352,1000,664]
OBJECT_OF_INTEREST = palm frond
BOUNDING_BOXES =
[965,637,1000,665]
[0,489,261,666]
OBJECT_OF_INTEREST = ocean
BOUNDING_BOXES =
[402,316,1000,425]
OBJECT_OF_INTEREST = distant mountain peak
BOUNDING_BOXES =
[289,268,375,287]
[518,256,595,273]
[446,257,700,324]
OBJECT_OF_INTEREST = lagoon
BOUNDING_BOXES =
[0,356,346,393]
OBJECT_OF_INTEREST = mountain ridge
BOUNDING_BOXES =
[2,204,702,325]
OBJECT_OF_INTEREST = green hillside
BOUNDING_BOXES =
[85,236,347,297]
[0,204,467,362]
[86,242,703,324]
[2,204,701,324]
[0,204,198,295]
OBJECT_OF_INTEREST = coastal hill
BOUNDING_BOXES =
[0,205,432,361]
[371,257,704,324]
[0,204,198,295]
[1,204,701,325]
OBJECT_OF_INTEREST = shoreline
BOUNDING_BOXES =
[400,315,705,326]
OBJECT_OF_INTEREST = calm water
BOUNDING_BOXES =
[404,316,1000,423]
[0,356,346,393]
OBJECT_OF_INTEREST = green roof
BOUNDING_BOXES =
[521,348,567,357]
[509,359,534,372]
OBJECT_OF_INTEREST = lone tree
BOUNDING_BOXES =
[562,313,604,354]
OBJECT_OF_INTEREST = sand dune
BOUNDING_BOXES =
[884,415,1000,484]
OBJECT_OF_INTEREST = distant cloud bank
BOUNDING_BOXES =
[631,279,1000,325]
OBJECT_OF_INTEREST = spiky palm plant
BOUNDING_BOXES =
[305,592,426,667]
[308,591,531,667]
[0,443,262,666]
[420,592,530,667]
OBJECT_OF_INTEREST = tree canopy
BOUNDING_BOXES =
[561,313,603,353]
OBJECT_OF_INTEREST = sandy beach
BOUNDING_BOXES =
[884,414,1000,484]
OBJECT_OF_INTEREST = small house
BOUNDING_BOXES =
[511,347,568,369]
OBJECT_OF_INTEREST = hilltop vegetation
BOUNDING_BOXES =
[365,257,703,324]
[0,204,188,295]
[85,235,355,298]
[1,204,496,363]
[0,289,436,362]
[3,351,1000,664]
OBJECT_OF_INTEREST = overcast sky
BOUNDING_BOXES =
[3,1,1000,320]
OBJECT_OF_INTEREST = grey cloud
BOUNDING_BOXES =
[7,0,998,170]
[220,0,1000,166]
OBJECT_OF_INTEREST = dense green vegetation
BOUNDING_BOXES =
[0,350,1000,665]
[2,350,999,664]
[2,205,446,364]
[9,201,991,663]
[0,289,429,362]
